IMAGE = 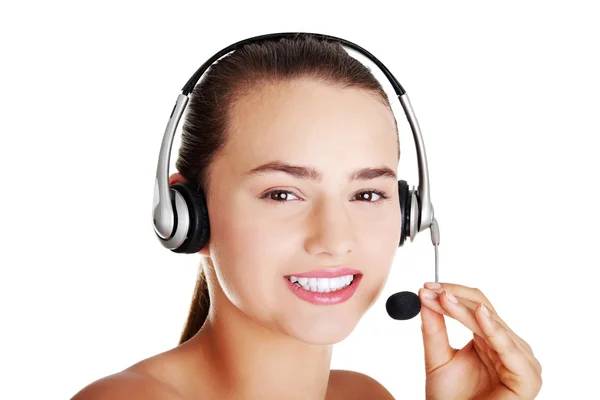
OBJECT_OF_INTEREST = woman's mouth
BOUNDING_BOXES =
[285,274,358,292]
[283,274,363,305]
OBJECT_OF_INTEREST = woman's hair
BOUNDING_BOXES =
[176,34,399,345]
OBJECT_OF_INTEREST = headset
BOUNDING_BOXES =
[151,32,441,319]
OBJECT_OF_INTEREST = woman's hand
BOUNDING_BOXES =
[419,282,542,400]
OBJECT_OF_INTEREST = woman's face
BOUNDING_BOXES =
[201,78,401,345]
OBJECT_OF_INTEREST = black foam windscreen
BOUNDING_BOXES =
[386,291,422,320]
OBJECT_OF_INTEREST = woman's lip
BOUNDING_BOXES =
[286,267,361,278]
[284,274,362,305]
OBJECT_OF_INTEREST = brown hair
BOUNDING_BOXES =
[176,34,399,345]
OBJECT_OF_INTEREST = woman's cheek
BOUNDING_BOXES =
[357,225,398,306]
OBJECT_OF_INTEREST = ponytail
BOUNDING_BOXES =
[178,260,210,344]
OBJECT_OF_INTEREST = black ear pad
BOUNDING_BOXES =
[398,180,411,247]
[168,183,210,254]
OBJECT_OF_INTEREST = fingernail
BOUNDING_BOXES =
[481,303,490,317]
[421,289,439,299]
[424,282,441,289]
[445,290,458,303]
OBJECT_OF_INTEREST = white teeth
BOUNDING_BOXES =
[298,277,309,286]
[317,277,330,292]
[287,274,355,292]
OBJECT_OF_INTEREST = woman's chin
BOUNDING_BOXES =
[283,315,360,346]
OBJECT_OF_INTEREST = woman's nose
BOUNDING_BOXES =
[303,199,356,257]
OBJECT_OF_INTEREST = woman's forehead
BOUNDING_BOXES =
[228,80,396,145]
[209,80,399,182]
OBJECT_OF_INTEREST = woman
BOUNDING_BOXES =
[72,34,542,399]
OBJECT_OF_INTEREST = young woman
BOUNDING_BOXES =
[72,34,542,399]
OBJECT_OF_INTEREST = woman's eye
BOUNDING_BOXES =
[263,190,300,202]
[353,190,388,203]
[261,190,389,204]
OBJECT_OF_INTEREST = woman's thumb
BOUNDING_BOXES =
[420,291,455,373]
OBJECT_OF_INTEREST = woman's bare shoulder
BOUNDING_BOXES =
[70,369,185,400]
[327,369,395,400]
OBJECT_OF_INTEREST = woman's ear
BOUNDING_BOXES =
[199,246,210,257]
[168,172,188,186]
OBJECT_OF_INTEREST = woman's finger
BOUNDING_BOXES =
[428,290,529,351]
[424,282,497,312]
[472,334,501,387]
[420,288,541,376]
[475,303,543,398]
[422,283,538,361]
[420,288,486,338]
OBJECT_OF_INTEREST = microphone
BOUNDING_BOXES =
[386,291,422,320]
[386,218,440,320]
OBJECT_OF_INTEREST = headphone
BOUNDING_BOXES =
[152,32,440,318]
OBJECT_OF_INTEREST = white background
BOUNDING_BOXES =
[1,1,599,399]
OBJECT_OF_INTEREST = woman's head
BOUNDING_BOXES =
[175,34,401,346]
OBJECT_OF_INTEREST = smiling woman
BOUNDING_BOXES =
[70,32,402,400]
[184,64,402,347]
[70,32,543,400]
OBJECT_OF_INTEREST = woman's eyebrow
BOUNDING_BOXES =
[244,160,397,182]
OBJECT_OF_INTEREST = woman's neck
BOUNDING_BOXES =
[182,281,334,399]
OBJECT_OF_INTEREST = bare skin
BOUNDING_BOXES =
[71,78,542,399]
[72,79,399,399]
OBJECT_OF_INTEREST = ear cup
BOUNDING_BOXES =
[168,183,210,254]
[398,180,411,247]
[409,190,419,241]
